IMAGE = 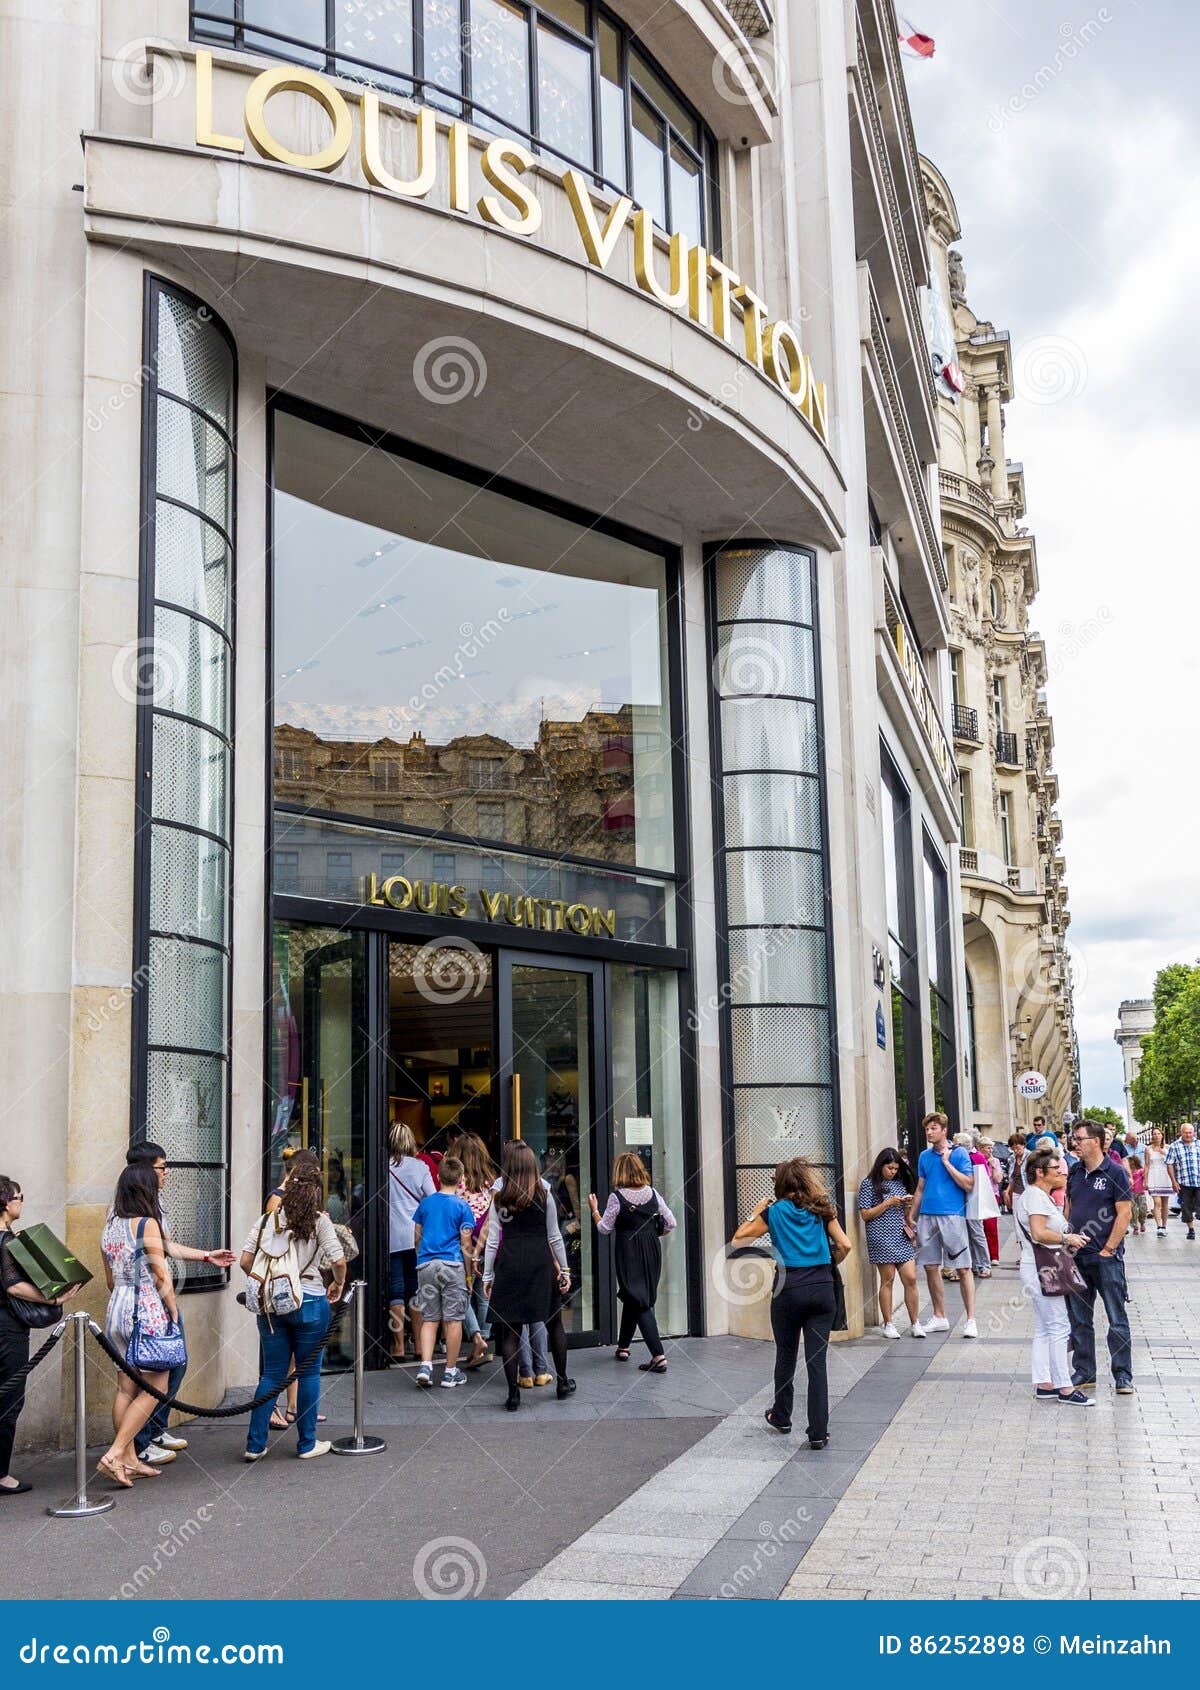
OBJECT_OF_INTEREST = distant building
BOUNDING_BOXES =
[1115,999,1156,1131]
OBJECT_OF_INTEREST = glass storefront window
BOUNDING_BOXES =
[195,1,716,245]
[272,409,676,873]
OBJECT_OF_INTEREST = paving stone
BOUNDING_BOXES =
[674,1537,810,1600]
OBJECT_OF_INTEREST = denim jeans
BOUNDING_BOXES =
[1067,1254,1132,1387]
[518,1322,548,1377]
[246,1295,332,1455]
[135,1311,186,1457]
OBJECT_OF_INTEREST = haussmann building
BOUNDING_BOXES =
[5,0,972,1438]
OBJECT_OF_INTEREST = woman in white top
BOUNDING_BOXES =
[241,1163,345,1461]
[1014,1148,1092,1407]
[1144,1128,1173,1236]
[387,1123,435,1360]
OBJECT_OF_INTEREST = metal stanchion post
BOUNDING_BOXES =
[332,1280,385,1456]
[48,1312,115,1518]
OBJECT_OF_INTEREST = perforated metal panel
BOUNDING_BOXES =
[145,1048,227,1164]
[154,499,231,631]
[724,848,825,927]
[152,605,229,731]
[735,1166,777,1220]
[733,1086,835,1164]
[157,290,234,431]
[147,936,227,1054]
[149,825,229,945]
[714,547,812,625]
[715,622,815,700]
[151,715,228,838]
[727,926,828,1007]
[159,1164,228,1283]
[730,1004,832,1086]
[720,697,819,774]
[156,398,232,534]
[723,772,822,851]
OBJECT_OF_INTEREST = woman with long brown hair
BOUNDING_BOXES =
[481,1140,574,1410]
[732,1157,851,1449]
[588,1151,677,1372]
[240,1162,346,1461]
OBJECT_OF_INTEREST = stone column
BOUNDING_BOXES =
[985,384,1008,501]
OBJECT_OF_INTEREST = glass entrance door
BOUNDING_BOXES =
[498,953,608,1343]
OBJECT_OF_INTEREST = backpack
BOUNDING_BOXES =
[245,1212,313,1318]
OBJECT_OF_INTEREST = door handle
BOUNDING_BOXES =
[512,1073,521,1140]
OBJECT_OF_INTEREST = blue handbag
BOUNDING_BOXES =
[125,1218,188,1372]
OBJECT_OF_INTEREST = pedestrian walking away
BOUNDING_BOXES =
[589,1152,677,1371]
[240,1162,346,1461]
[960,1132,1000,1278]
[1127,1156,1148,1236]
[1144,1128,1174,1236]
[1013,1149,1093,1407]
[482,1141,575,1410]
[0,1176,78,1496]
[387,1123,436,1361]
[732,1157,851,1449]
[411,1156,476,1389]
[908,1112,978,1337]
[1164,1123,1200,1241]
[123,1142,235,1465]
[1065,1120,1134,1395]
[856,1148,921,1338]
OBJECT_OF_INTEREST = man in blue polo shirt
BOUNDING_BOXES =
[1066,1120,1134,1395]
[909,1112,978,1338]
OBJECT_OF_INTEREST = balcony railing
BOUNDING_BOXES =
[960,847,979,873]
[1025,738,1038,771]
[952,704,979,741]
[938,469,992,517]
[996,731,1020,767]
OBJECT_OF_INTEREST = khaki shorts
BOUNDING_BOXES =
[916,1213,971,1268]
[414,1259,469,1322]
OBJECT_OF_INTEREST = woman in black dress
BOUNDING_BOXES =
[0,1175,75,1495]
[588,1152,677,1372]
[481,1142,575,1411]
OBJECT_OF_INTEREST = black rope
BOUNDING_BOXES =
[0,1322,67,1414]
[86,1298,348,1420]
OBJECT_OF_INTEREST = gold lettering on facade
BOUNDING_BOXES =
[360,95,436,197]
[381,875,414,910]
[734,284,767,371]
[562,172,631,268]
[243,65,353,173]
[591,907,616,939]
[478,139,542,235]
[632,212,688,309]
[565,902,591,935]
[195,51,244,154]
[707,257,738,345]
[762,321,808,404]
[360,874,614,932]
[687,245,710,331]
[479,888,505,921]
[414,879,439,913]
[448,120,471,212]
[446,884,469,917]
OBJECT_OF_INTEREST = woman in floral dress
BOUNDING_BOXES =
[99,1164,178,1487]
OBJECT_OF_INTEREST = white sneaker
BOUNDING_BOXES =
[298,1439,332,1460]
[881,1322,900,1340]
[154,1431,189,1452]
[962,1318,978,1339]
[910,1321,927,1338]
[925,1315,950,1333]
[142,1444,176,1466]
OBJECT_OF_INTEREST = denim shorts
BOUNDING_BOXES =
[389,1248,418,1303]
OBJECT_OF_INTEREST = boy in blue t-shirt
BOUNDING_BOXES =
[411,1156,475,1388]
[908,1113,978,1338]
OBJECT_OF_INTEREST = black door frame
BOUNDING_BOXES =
[497,948,613,1348]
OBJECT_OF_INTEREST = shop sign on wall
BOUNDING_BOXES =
[364,873,616,937]
[190,52,829,441]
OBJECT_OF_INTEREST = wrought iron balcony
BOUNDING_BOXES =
[1025,738,1038,771]
[952,704,979,742]
[996,731,1020,767]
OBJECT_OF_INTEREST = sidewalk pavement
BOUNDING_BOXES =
[7,1217,1198,1600]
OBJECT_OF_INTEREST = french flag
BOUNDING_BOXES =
[897,15,936,58]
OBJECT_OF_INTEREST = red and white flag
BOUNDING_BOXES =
[897,15,936,58]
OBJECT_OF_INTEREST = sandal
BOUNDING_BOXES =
[614,1348,631,1361]
[125,1460,162,1480]
[639,1356,668,1373]
[269,1411,288,1430]
[97,1455,133,1489]
[284,1411,326,1425]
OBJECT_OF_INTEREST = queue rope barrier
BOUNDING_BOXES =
[83,1284,355,1420]
[0,1320,67,1414]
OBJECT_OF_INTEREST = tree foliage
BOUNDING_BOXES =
[1132,964,1200,1126]
[1083,1104,1124,1129]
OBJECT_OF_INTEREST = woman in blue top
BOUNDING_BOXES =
[732,1158,851,1448]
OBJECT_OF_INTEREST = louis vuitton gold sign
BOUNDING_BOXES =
[364,874,616,937]
[193,52,828,440]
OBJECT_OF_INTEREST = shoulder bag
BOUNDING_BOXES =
[823,1215,848,1332]
[126,1219,188,1371]
[1016,1207,1087,1298]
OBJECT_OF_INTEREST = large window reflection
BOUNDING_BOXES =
[272,408,676,871]
[194,0,718,247]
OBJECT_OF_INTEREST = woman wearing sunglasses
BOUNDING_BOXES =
[0,1176,77,1496]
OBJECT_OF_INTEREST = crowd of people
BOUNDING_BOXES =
[1,1109,1195,1492]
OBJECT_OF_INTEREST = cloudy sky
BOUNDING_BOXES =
[900,0,1200,1111]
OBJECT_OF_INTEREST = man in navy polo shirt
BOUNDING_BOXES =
[1066,1120,1134,1395]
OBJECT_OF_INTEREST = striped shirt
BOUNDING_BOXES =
[1165,1139,1200,1186]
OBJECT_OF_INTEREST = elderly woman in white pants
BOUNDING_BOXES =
[1013,1148,1092,1407]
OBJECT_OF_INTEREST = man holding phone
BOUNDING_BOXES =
[908,1112,978,1338]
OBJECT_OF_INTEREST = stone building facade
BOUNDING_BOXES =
[1115,998,1155,1133]
[921,157,1080,1138]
